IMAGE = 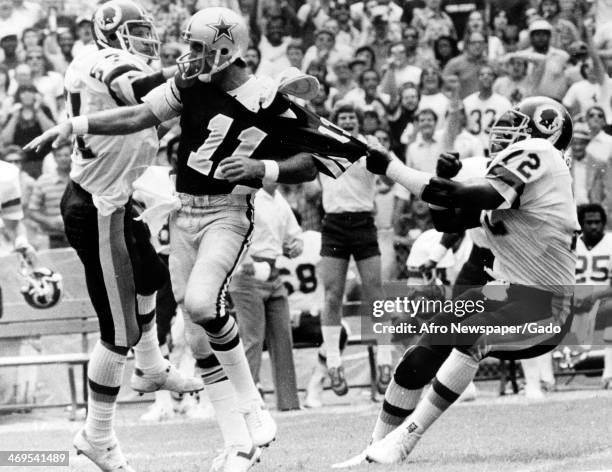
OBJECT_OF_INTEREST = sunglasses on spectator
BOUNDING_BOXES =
[588,111,604,118]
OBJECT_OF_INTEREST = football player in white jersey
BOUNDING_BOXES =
[334,96,578,467]
[54,2,203,470]
[463,65,512,151]
[573,204,612,387]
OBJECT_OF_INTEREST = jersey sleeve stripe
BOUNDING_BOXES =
[1,197,21,209]
[488,164,525,198]
[102,64,142,88]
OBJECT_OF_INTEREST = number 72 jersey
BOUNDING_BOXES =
[480,138,580,291]
[575,233,612,285]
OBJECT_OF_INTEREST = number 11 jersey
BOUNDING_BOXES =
[481,138,579,292]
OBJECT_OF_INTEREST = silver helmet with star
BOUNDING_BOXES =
[177,7,249,82]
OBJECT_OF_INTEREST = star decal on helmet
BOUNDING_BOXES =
[207,15,237,43]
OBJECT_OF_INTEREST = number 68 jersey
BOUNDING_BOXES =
[575,233,612,285]
[480,138,580,293]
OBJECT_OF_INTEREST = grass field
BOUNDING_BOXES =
[1,382,612,472]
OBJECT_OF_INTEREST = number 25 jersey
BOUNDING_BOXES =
[481,138,579,292]
[575,233,612,286]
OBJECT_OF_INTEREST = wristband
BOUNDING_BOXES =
[386,160,431,198]
[262,160,280,182]
[71,116,89,135]
[429,243,448,263]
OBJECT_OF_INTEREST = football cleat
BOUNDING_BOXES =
[130,361,204,394]
[73,428,134,472]
[364,422,422,464]
[240,402,277,447]
[328,366,349,396]
[376,364,392,395]
[209,446,261,472]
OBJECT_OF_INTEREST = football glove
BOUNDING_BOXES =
[436,152,462,179]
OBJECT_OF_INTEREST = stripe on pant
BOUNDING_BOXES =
[97,210,136,347]
[214,195,255,319]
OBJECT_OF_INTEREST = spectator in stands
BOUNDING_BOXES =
[149,0,189,44]
[303,28,353,82]
[21,26,42,51]
[329,58,357,106]
[433,35,459,69]
[258,15,293,77]
[160,43,181,67]
[411,0,456,51]
[538,0,579,49]
[403,26,433,69]
[0,34,20,70]
[305,59,329,86]
[418,66,450,130]
[307,80,332,119]
[330,0,360,49]
[460,10,505,62]
[0,84,55,179]
[354,45,376,71]
[443,31,489,98]
[517,19,570,101]
[344,69,389,122]
[0,0,37,40]
[26,46,64,120]
[405,109,446,171]
[563,35,612,121]
[463,65,512,150]
[381,40,422,90]
[0,65,11,124]
[71,16,93,57]
[494,55,536,104]
[245,46,262,74]
[27,139,70,249]
[569,122,591,205]
[297,0,333,47]
[229,181,302,411]
[500,25,521,53]
[286,40,305,69]
[318,101,393,395]
[388,83,420,158]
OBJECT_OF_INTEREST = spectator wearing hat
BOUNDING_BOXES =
[0,84,55,178]
[512,19,570,101]
[569,123,592,205]
[71,16,94,58]
[563,33,612,121]
[443,31,490,98]
[411,0,456,51]
[258,15,293,77]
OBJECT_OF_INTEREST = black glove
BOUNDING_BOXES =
[436,152,462,179]
[366,147,393,175]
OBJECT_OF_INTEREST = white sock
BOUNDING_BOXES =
[85,341,126,446]
[321,325,342,368]
[133,295,167,374]
[537,353,555,385]
[205,379,252,449]
[214,340,262,406]
[603,346,612,379]
[521,357,542,394]
[408,349,478,434]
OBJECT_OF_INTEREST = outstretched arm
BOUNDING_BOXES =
[218,153,319,184]
[25,103,161,153]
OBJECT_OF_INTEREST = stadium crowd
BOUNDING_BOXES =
[1,0,612,415]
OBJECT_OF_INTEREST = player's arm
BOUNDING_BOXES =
[219,153,319,184]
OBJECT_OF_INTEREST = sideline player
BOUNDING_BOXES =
[55,2,202,470]
[335,96,578,466]
[27,7,369,470]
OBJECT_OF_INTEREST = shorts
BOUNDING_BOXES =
[320,212,380,261]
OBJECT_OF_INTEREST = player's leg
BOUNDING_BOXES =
[179,196,276,446]
[61,184,137,470]
[319,255,350,394]
[126,206,203,395]
[183,314,260,471]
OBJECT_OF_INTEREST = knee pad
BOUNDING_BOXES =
[393,345,447,390]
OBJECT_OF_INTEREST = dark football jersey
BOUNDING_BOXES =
[175,80,367,195]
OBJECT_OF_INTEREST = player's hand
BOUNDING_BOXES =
[436,152,462,179]
[283,237,303,258]
[24,121,73,154]
[15,241,37,267]
[366,136,394,175]
[218,156,265,182]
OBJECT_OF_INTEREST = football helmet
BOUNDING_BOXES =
[20,265,63,309]
[489,96,573,156]
[177,7,249,81]
[92,0,160,61]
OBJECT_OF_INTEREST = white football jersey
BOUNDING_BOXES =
[0,160,23,223]
[463,92,512,150]
[64,47,159,215]
[454,156,490,249]
[575,233,612,286]
[481,138,579,293]
[276,230,323,317]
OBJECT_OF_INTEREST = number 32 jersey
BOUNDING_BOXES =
[481,138,579,292]
[575,233,612,285]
